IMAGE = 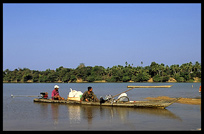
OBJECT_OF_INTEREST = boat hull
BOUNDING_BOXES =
[33,98,180,109]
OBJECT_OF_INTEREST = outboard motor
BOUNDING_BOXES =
[99,95,113,104]
[40,92,48,99]
[100,96,106,104]
[105,94,113,101]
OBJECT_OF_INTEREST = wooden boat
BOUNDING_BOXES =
[33,97,180,109]
[127,85,173,88]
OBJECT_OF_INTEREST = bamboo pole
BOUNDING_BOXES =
[112,87,135,98]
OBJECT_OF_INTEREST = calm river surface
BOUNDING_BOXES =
[3,83,201,130]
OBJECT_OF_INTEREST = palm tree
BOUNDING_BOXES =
[150,62,159,76]
[193,61,201,74]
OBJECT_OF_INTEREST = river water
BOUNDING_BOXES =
[3,83,201,130]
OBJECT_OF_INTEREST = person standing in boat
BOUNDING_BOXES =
[52,85,64,100]
[81,86,99,102]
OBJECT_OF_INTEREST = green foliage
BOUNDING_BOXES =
[153,75,162,82]
[3,61,201,83]
[174,74,185,82]
[22,74,32,82]
[87,75,95,82]
[70,75,77,82]
[133,72,151,82]
[162,76,170,82]
[107,76,120,82]
[153,75,170,82]
[122,76,131,82]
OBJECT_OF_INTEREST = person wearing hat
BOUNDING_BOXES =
[51,85,64,100]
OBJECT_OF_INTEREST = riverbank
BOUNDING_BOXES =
[145,96,201,105]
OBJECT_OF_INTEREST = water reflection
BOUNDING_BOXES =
[133,108,182,121]
[67,105,81,124]
[35,103,182,126]
[51,104,59,125]
[38,103,49,119]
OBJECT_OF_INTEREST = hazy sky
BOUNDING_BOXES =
[3,3,201,71]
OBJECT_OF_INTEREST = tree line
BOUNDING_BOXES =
[3,61,201,83]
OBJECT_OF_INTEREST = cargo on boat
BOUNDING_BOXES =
[127,85,173,88]
[33,97,180,109]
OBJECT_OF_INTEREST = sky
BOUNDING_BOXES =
[3,3,201,71]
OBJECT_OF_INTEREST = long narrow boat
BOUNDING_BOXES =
[127,85,173,88]
[33,97,180,109]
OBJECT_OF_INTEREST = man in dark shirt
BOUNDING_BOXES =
[81,86,99,102]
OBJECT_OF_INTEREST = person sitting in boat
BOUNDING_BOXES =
[81,86,99,102]
[51,85,64,100]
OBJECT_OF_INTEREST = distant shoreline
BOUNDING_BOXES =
[3,76,201,83]
[3,62,201,83]
[3,81,201,83]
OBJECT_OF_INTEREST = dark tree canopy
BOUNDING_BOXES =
[3,62,201,83]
